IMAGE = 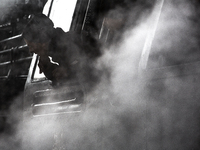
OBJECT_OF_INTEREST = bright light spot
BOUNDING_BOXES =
[43,0,77,32]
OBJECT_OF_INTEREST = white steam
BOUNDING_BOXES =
[1,0,200,150]
[0,0,19,22]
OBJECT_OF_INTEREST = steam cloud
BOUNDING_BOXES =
[1,0,200,150]
[0,0,20,22]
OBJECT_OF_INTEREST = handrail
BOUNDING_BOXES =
[0,34,22,43]
[0,44,32,79]
[0,45,28,54]
[0,61,11,66]
[0,22,11,28]
[0,56,32,66]
[15,56,32,62]
[0,74,28,80]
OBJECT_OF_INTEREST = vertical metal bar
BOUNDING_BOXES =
[11,47,14,64]
[81,0,91,30]
[139,0,165,70]
[98,18,105,39]
[47,0,54,17]
[141,1,165,150]
[9,47,14,78]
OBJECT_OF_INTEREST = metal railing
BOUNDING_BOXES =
[0,34,32,80]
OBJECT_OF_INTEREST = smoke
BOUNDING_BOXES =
[1,0,200,149]
[0,0,20,22]
[148,0,200,68]
[0,94,23,150]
